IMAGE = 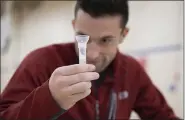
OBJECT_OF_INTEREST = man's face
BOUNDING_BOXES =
[72,10,128,72]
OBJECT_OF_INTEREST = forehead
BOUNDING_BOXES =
[74,10,122,37]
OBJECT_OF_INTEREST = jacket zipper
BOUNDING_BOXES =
[95,100,100,120]
[95,87,100,120]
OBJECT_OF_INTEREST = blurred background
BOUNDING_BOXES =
[1,1,183,119]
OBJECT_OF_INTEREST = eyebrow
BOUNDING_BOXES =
[101,35,115,39]
[76,31,88,35]
[76,31,115,39]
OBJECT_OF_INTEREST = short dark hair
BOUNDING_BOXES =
[74,0,129,28]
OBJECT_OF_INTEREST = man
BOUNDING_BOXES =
[0,0,180,120]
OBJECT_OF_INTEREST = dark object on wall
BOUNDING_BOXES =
[1,1,6,16]
[1,36,12,55]
[11,1,42,25]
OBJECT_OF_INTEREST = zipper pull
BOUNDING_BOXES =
[96,100,99,120]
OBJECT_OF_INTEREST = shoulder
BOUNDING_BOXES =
[117,52,149,84]
[118,52,142,71]
[21,44,56,66]
[18,43,74,71]
[119,53,152,87]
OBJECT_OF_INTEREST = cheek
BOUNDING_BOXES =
[102,47,117,60]
[104,46,117,55]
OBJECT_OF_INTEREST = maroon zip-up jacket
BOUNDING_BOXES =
[0,43,179,120]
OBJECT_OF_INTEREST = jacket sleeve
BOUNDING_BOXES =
[133,65,180,120]
[0,49,67,120]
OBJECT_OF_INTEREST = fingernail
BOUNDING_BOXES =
[89,64,95,70]
[95,73,100,79]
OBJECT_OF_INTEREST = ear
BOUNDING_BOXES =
[119,27,129,43]
[72,19,76,43]
[72,19,75,30]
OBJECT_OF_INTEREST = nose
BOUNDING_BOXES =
[86,42,100,61]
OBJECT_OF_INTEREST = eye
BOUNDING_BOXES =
[101,38,112,43]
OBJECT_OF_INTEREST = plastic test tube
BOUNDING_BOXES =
[75,35,90,64]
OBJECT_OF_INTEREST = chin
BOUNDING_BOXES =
[95,66,105,73]
[88,62,107,72]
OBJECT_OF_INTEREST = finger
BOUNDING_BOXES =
[64,82,92,95]
[70,89,91,102]
[56,64,95,76]
[63,72,99,85]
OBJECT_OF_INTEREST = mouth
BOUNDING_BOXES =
[87,60,98,65]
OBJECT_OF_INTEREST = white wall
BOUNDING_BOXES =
[1,1,183,119]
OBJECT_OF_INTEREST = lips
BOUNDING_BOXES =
[87,60,97,65]
[87,61,95,64]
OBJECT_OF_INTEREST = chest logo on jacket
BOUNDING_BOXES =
[118,91,129,100]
